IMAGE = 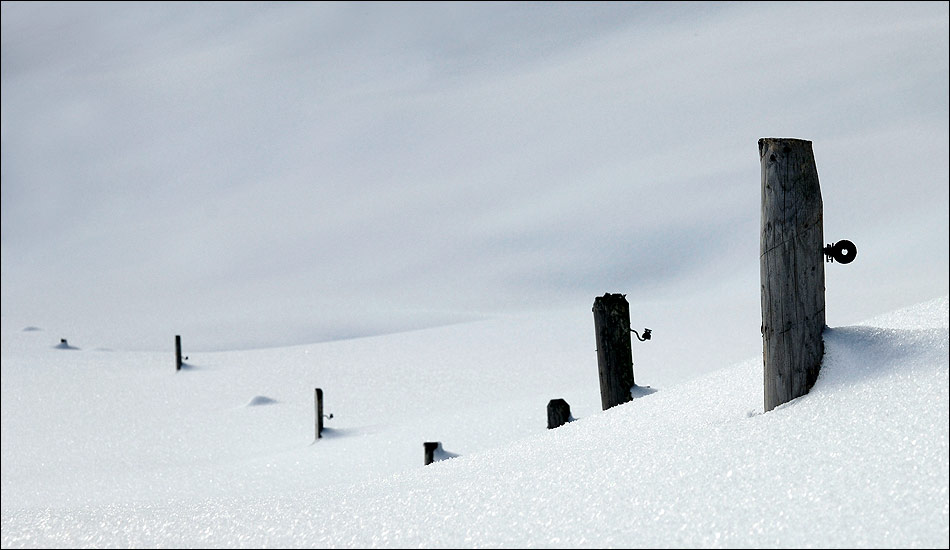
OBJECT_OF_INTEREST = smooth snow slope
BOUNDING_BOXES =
[1,297,947,548]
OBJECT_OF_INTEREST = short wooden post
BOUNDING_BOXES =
[175,335,182,371]
[315,388,324,439]
[547,399,571,429]
[759,138,826,412]
[424,441,440,466]
[593,293,635,410]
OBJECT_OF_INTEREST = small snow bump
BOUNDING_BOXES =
[245,395,279,407]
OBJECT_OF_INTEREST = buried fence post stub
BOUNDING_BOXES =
[175,335,182,371]
[315,388,324,440]
[547,398,571,429]
[424,442,440,466]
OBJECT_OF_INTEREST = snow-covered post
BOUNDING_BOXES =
[315,388,324,440]
[759,138,826,412]
[547,399,571,429]
[593,293,636,410]
[175,335,182,371]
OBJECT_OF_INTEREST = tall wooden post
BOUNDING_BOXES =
[593,293,635,410]
[175,335,182,371]
[315,388,324,440]
[759,138,825,412]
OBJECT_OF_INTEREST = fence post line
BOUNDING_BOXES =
[593,293,635,410]
[759,137,826,412]
[175,335,182,371]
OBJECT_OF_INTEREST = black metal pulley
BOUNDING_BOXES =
[824,239,857,264]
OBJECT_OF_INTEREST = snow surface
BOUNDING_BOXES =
[1,296,947,548]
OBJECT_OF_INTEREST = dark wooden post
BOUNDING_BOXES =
[175,335,182,371]
[759,138,826,412]
[424,441,440,466]
[547,399,571,429]
[593,293,635,410]
[315,388,324,440]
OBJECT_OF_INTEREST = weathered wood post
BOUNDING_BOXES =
[759,137,826,412]
[424,441,440,466]
[547,398,572,429]
[175,335,182,371]
[315,388,324,439]
[593,293,635,410]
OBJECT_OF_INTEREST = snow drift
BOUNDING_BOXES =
[1,297,947,547]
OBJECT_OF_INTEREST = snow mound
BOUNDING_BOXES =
[53,339,78,350]
[245,395,278,407]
